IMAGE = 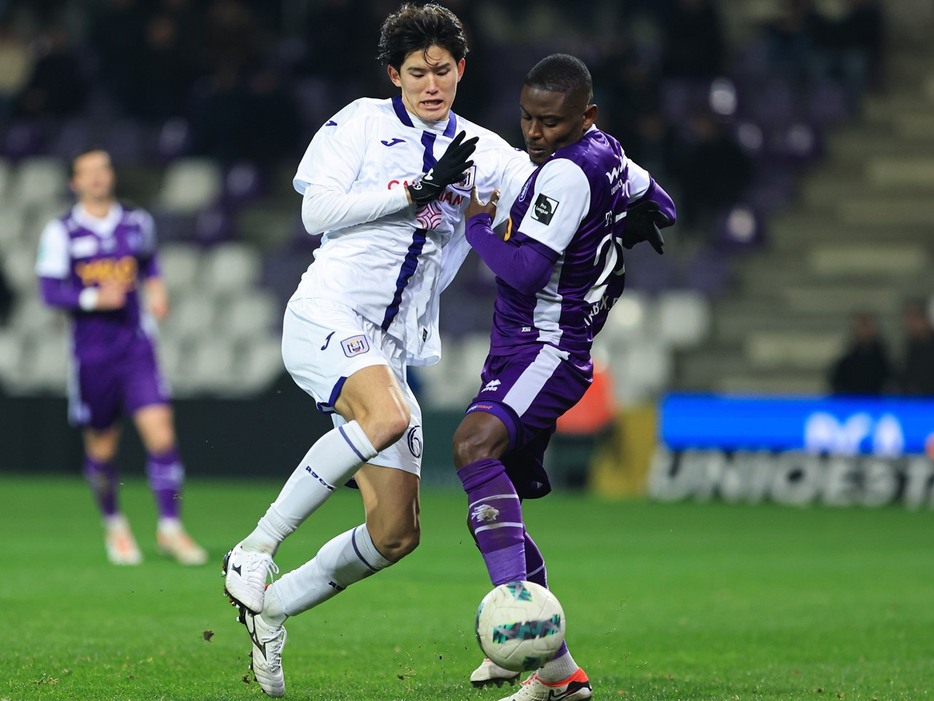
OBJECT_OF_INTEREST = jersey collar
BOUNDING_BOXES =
[391,95,458,137]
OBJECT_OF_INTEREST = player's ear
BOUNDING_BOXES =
[583,103,598,130]
[456,57,466,82]
[387,65,402,88]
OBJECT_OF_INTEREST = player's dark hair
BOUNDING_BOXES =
[525,54,594,105]
[377,2,469,70]
[68,146,111,177]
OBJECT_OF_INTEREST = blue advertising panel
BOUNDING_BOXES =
[660,393,934,456]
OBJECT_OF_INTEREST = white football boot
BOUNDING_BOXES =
[470,658,520,688]
[105,514,143,565]
[157,524,208,566]
[223,543,278,613]
[497,668,592,701]
[238,607,287,697]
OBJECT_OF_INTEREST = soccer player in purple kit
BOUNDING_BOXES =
[35,147,207,567]
[454,54,676,700]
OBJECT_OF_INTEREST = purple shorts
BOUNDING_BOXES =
[465,343,592,499]
[68,340,171,430]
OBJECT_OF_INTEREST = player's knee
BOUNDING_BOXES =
[374,524,420,562]
[362,407,411,452]
[452,426,496,468]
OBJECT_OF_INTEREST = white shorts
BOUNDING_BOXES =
[281,297,423,476]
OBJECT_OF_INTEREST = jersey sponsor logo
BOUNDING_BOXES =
[381,137,404,147]
[341,335,370,357]
[76,255,138,287]
[482,379,501,393]
[531,193,559,225]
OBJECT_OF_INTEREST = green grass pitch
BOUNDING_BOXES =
[2,474,932,700]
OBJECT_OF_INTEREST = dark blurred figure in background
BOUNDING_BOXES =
[828,310,892,396]
[0,16,31,129]
[15,25,88,120]
[813,0,885,108]
[669,110,753,234]
[898,299,934,396]
[0,263,13,326]
[659,0,726,81]
[762,0,834,86]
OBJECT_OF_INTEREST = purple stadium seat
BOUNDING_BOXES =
[3,121,46,160]
[104,120,145,165]
[807,79,852,127]
[223,161,264,209]
[624,244,678,295]
[194,205,233,246]
[48,117,91,160]
[157,117,192,161]
[682,246,733,298]
[711,204,766,253]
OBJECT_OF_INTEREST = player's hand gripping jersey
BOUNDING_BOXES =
[292,96,532,366]
[466,125,676,356]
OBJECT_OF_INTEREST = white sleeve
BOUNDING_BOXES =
[515,159,590,254]
[35,219,70,279]
[294,104,409,235]
[492,149,535,229]
[626,156,652,200]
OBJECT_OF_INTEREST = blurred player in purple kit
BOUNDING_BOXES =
[454,54,676,700]
[35,147,207,567]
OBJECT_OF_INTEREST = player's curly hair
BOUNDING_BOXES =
[525,54,594,105]
[377,2,469,70]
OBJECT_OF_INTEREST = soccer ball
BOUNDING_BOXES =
[475,581,566,672]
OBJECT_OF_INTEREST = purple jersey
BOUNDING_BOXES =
[36,203,161,364]
[485,127,674,355]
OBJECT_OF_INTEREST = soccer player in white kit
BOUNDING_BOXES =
[221,3,532,696]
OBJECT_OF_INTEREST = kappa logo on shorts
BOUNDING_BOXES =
[531,193,559,225]
[341,335,370,357]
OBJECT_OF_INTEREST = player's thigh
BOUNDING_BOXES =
[282,297,392,414]
[354,463,420,560]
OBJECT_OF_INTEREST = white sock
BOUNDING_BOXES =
[265,524,391,618]
[538,649,579,683]
[242,421,378,553]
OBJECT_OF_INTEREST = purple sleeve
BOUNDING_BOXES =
[140,253,160,279]
[39,276,83,310]
[465,213,559,295]
[631,178,677,227]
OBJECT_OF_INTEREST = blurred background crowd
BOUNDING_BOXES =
[0,0,932,415]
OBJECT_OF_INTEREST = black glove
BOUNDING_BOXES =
[407,130,478,207]
[622,198,669,255]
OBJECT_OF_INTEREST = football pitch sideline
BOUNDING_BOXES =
[2,474,932,701]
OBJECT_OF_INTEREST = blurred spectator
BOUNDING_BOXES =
[813,0,884,108]
[15,25,88,119]
[660,0,726,81]
[0,262,13,325]
[87,0,148,115]
[669,110,753,233]
[828,311,892,395]
[762,0,834,86]
[898,299,934,396]
[133,13,198,122]
[0,17,31,128]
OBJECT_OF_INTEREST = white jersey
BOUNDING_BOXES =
[292,96,532,366]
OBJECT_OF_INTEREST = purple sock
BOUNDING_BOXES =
[146,448,184,519]
[524,531,548,588]
[83,457,119,518]
[458,458,527,586]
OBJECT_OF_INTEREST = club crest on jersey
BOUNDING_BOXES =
[341,335,370,357]
[531,193,558,225]
[451,163,476,192]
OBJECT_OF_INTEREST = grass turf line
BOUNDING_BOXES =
[1,474,932,700]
